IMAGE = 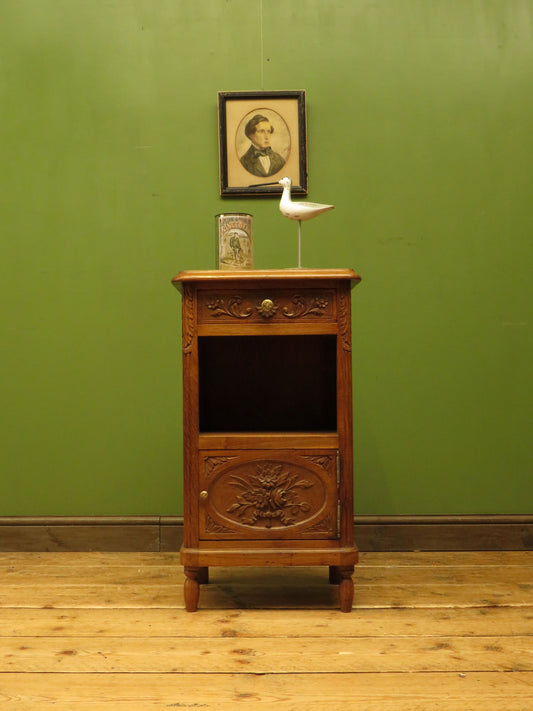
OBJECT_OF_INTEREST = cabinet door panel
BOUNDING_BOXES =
[199,451,339,540]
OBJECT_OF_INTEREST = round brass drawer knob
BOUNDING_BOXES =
[199,490,209,501]
[258,298,277,318]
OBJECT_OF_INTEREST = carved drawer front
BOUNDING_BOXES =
[197,289,336,324]
[199,451,339,540]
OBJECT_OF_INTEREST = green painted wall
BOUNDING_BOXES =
[1,0,532,516]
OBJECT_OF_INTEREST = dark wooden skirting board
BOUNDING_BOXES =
[354,515,533,551]
[0,517,180,553]
[0,515,532,552]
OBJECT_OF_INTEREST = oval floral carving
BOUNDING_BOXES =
[227,462,312,528]
[208,459,327,531]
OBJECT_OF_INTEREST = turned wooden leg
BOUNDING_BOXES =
[338,565,354,613]
[184,567,202,612]
[329,565,342,584]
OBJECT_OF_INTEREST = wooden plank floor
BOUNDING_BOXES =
[0,551,532,709]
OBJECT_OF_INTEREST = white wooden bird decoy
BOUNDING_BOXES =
[278,176,334,268]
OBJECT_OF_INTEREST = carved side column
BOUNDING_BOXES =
[181,284,198,551]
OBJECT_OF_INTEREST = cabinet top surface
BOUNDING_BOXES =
[172,268,361,290]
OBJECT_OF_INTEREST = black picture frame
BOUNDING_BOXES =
[218,90,307,197]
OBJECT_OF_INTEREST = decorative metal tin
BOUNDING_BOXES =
[215,213,253,270]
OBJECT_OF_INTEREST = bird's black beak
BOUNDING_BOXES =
[247,181,280,187]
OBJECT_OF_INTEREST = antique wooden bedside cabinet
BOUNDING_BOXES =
[171,269,361,612]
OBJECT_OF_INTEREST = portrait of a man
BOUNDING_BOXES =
[218,90,307,196]
[239,114,287,178]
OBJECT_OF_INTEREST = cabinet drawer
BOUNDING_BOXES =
[198,450,339,540]
[197,288,336,324]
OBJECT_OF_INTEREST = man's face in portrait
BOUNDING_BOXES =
[251,120,273,150]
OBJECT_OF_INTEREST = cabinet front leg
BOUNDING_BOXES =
[184,567,201,612]
[338,565,354,613]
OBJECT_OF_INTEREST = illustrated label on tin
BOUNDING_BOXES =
[216,213,253,270]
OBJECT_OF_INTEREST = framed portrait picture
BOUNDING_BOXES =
[218,90,307,197]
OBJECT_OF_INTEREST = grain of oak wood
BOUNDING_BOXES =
[1,635,532,673]
[0,568,533,609]
[1,672,532,710]
[1,606,533,639]
[0,551,531,709]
